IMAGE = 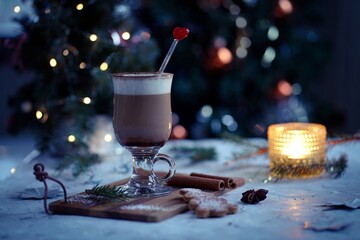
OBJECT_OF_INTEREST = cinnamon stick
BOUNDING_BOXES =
[190,172,245,189]
[190,172,233,188]
[229,177,245,188]
[166,173,225,191]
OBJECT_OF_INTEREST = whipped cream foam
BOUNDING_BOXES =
[112,73,173,95]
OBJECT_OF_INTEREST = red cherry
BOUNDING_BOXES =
[173,27,189,41]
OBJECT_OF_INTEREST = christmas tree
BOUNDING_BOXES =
[6,0,330,172]
[7,0,159,155]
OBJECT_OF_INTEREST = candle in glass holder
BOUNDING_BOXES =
[268,122,327,178]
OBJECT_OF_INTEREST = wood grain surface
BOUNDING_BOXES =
[49,176,245,222]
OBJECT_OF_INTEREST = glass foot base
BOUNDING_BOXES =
[120,183,173,198]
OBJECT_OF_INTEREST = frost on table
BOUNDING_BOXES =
[119,204,169,211]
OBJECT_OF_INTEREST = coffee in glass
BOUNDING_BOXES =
[112,72,175,197]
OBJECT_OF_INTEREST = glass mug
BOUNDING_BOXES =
[111,72,176,197]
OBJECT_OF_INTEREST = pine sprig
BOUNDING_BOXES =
[269,163,325,180]
[269,154,348,180]
[325,154,348,178]
[85,184,129,200]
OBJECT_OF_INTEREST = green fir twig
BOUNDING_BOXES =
[269,154,348,180]
[325,154,348,178]
[85,184,129,200]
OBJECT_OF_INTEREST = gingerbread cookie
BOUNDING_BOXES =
[179,188,238,218]
[179,188,214,202]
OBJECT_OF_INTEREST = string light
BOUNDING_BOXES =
[89,34,98,42]
[76,3,84,10]
[79,62,86,69]
[100,62,108,71]
[36,110,43,119]
[104,134,112,142]
[14,6,21,13]
[49,58,57,67]
[122,32,131,40]
[63,49,69,56]
[68,135,76,142]
[83,97,91,104]
[35,109,48,123]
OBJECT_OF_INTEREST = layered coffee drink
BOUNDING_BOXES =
[112,73,173,147]
[111,72,176,197]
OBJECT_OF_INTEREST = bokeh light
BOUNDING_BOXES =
[35,110,43,119]
[217,47,233,64]
[100,62,108,71]
[262,47,276,64]
[76,3,84,10]
[14,6,21,13]
[292,83,302,95]
[278,80,292,97]
[49,58,57,67]
[62,49,69,56]
[83,97,91,104]
[268,26,279,41]
[200,105,213,118]
[236,47,248,59]
[236,16,247,28]
[172,125,188,139]
[104,133,112,142]
[68,135,76,142]
[89,34,98,42]
[111,32,121,45]
[122,32,131,40]
[79,62,86,69]
[279,0,293,14]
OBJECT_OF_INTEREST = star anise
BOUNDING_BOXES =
[241,189,268,204]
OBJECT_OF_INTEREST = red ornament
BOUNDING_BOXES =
[173,27,189,41]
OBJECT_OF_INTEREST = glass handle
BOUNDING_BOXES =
[153,153,176,184]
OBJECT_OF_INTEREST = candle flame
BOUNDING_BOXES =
[282,135,310,159]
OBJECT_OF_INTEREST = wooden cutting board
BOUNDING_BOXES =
[49,177,244,222]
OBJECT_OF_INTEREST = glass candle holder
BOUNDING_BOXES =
[268,122,327,179]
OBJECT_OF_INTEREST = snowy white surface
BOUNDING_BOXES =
[1,136,360,240]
